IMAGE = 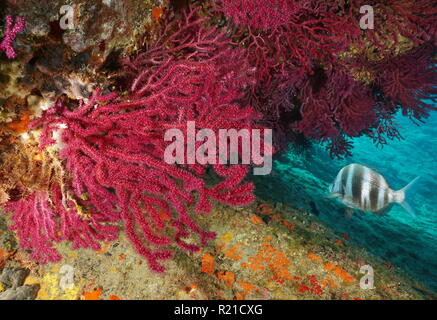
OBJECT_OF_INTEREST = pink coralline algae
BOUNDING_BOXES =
[27,9,263,272]
[0,16,25,59]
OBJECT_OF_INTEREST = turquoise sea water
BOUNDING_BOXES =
[254,106,437,293]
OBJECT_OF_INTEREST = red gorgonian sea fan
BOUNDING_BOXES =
[215,0,359,83]
[213,0,361,155]
[0,15,25,59]
[373,43,437,122]
[31,62,259,273]
[352,0,437,49]
[292,41,437,158]
[293,67,377,158]
[219,0,299,30]
[214,0,436,158]
[5,185,118,264]
[22,9,264,272]
[122,7,255,93]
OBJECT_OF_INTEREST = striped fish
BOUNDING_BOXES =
[328,164,419,217]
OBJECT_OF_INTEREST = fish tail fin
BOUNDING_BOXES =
[324,193,339,199]
[396,176,420,217]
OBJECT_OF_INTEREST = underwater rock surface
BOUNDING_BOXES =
[0,266,39,300]
[1,202,434,299]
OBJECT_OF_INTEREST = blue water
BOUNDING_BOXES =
[254,107,437,293]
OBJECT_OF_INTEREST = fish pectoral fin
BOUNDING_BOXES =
[325,192,340,199]
[344,208,354,220]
